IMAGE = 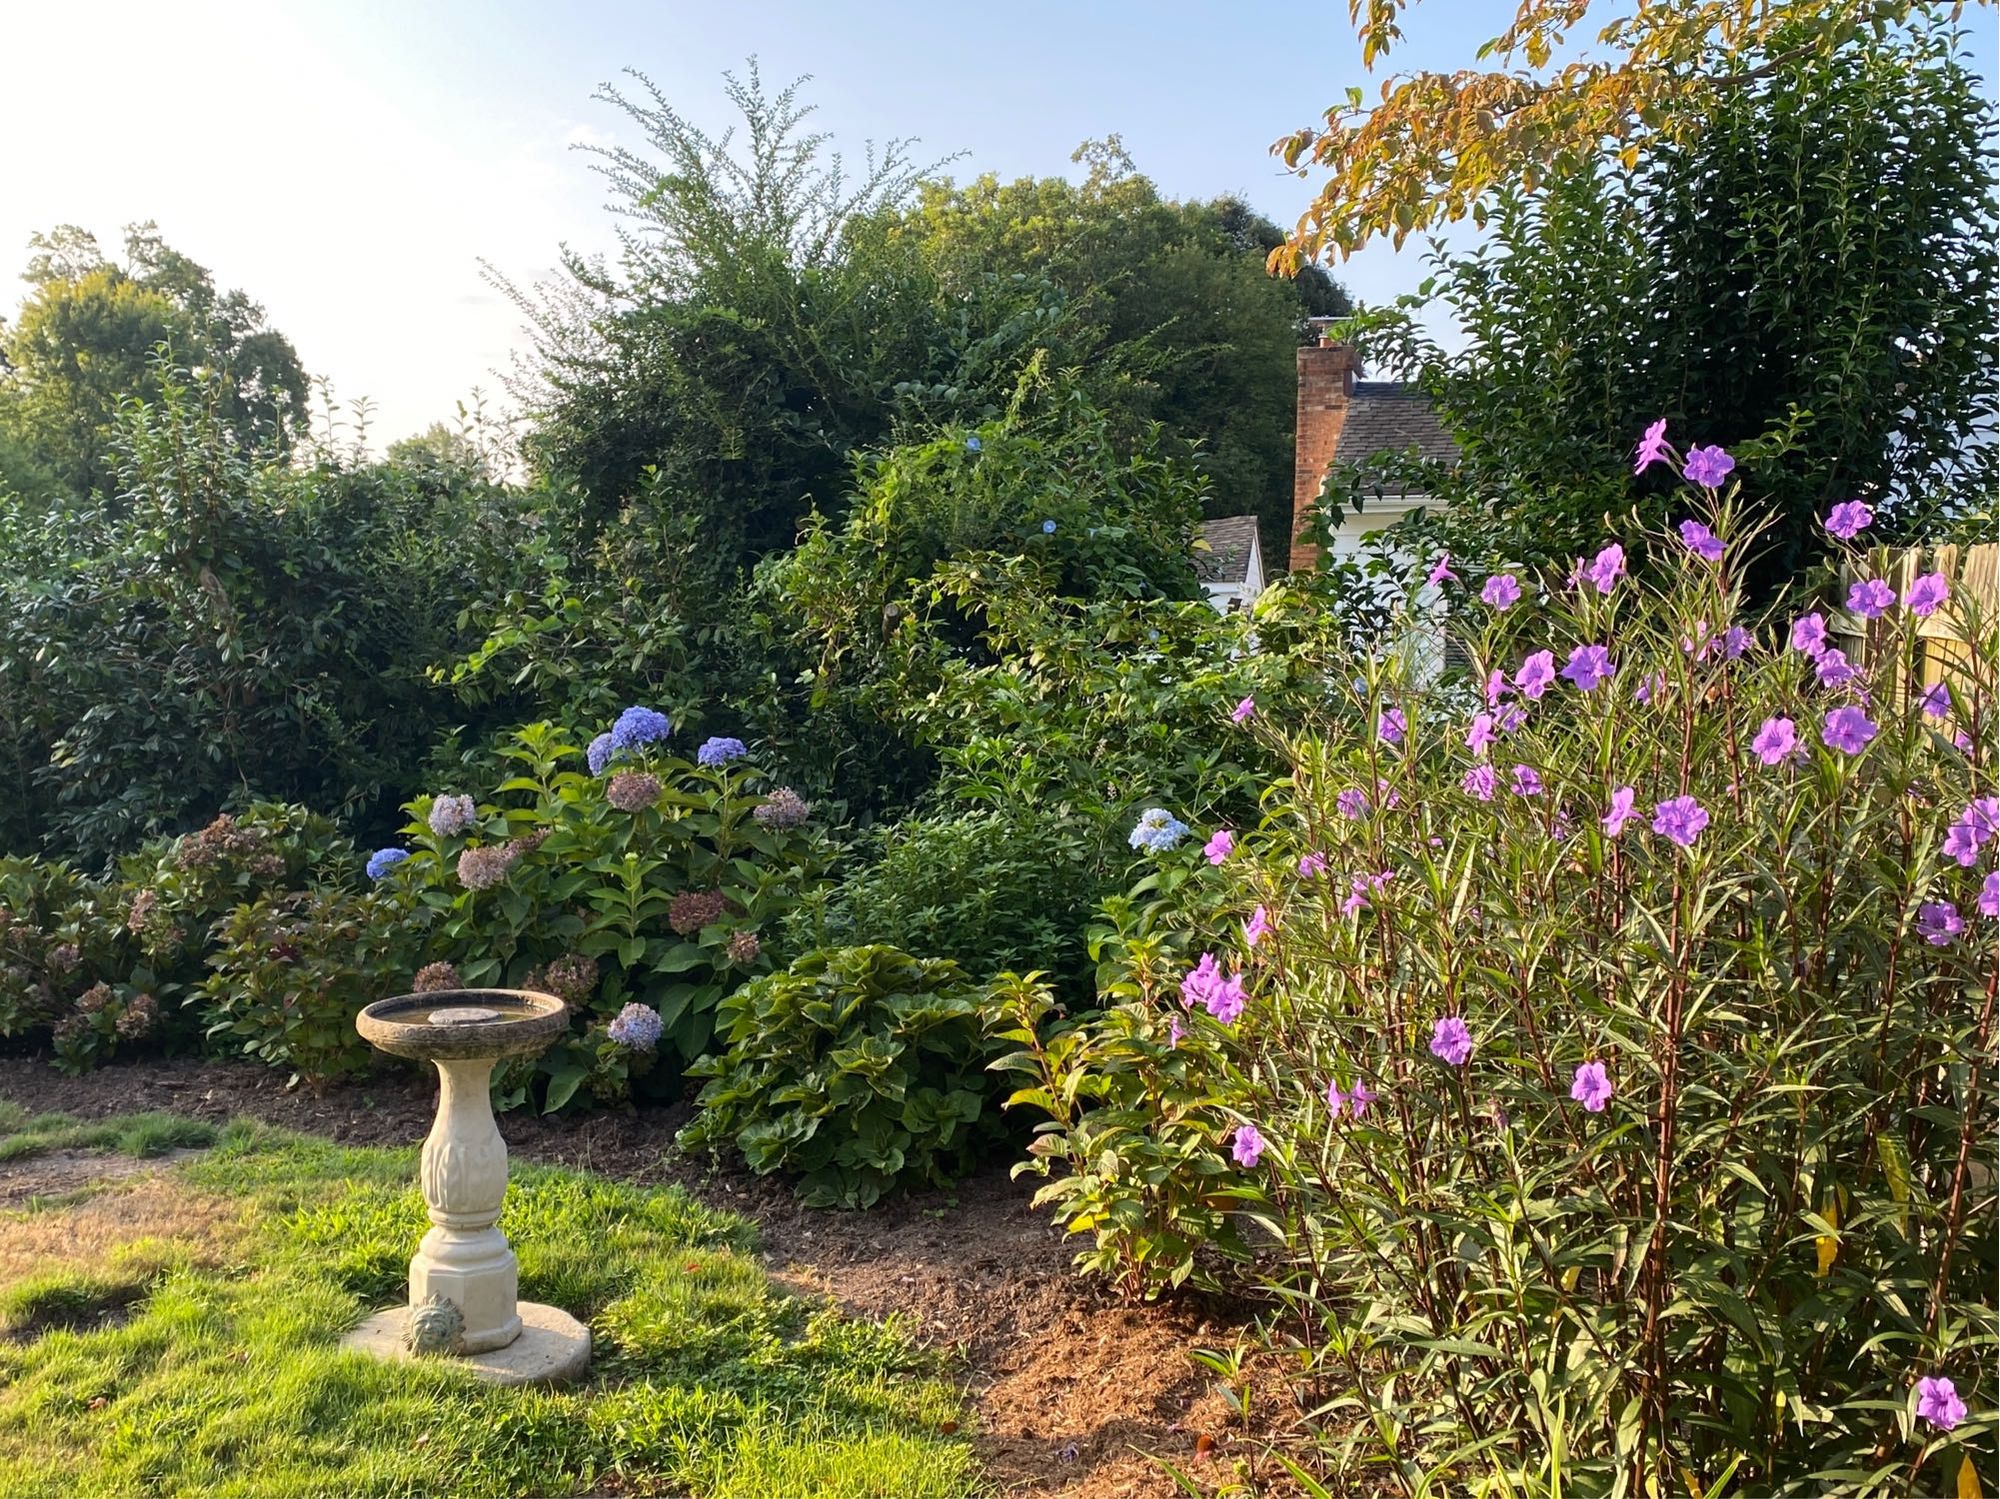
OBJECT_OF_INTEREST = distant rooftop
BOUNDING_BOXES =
[1333,381,1459,489]
[1194,515,1260,585]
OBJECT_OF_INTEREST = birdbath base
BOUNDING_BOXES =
[343,1301,591,1387]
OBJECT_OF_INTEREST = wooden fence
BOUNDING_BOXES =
[1831,541,1995,695]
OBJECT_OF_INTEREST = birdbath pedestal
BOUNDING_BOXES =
[341,989,590,1386]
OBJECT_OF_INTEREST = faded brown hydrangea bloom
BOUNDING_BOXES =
[115,992,160,1039]
[726,929,761,965]
[542,953,599,1004]
[457,844,520,891]
[77,982,113,1014]
[606,771,662,813]
[413,961,463,993]
[753,787,811,829]
[669,889,728,936]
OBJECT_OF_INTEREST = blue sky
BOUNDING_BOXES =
[6,1,1994,446]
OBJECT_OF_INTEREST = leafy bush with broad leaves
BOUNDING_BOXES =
[1005,476,1997,1492]
[680,945,1005,1208]
[371,716,825,1112]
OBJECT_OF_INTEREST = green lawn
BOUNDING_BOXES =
[0,1110,980,1498]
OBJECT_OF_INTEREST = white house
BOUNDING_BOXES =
[1194,514,1265,614]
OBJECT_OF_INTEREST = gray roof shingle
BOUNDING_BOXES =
[1332,382,1459,489]
[1194,515,1260,585]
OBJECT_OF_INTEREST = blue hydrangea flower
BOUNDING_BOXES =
[607,1002,664,1052]
[1042,519,1057,534]
[965,436,982,453]
[697,736,749,767]
[609,706,672,753]
[586,733,616,776]
[366,848,410,880]
[1128,808,1190,854]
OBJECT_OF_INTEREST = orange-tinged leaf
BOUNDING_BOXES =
[1960,1455,1983,1499]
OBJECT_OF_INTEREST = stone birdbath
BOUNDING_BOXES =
[341,988,591,1385]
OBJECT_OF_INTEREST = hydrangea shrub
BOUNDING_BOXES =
[1007,495,1997,1490]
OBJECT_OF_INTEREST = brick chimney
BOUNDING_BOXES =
[1290,331,1360,572]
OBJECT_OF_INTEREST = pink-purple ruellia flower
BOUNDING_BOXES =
[1815,647,1860,689]
[1327,1076,1378,1119]
[1920,683,1951,719]
[1511,764,1543,798]
[1652,795,1709,848]
[1825,500,1874,539]
[1847,578,1895,619]
[1790,613,1829,656]
[1204,829,1234,866]
[1379,707,1407,745]
[1208,972,1248,1024]
[1916,901,1963,947]
[1678,520,1725,562]
[1341,871,1392,918]
[1915,1376,1967,1432]
[1428,554,1457,586]
[1562,644,1614,692]
[1634,418,1672,474]
[1463,764,1498,802]
[1466,713,1496,757]
[1822,706,1878,755]
[1430,1016,1473,1067]
[1231,1124,1266,1168]
[1179,952,1223,1009]
[1244,905,1272,948]
[1482,574,1522,610]
[1943,798,1998,867]
[1570,1060,1614,1113]
[1516,650,1557,700]
[1337,788,1370,820]
[1231,696,1255,725]
[1752,717,1799,766]
[1905,573,1950,618]
[1723,626,1753,659]
[1982,872,1998,919]
[1485,670,1512,708]
[1298,850,1329,878]
[1585,543,1627,595]
[1603,786,1637,836]
[1682,445,1735,489]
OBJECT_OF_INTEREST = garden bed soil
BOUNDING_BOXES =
[0,1053,1269,1498]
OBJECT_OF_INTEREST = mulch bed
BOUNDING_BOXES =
[0,1051,1269,1498]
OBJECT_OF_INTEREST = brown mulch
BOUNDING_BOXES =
[0,1052,1276,1498]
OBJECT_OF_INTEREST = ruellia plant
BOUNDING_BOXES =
[367,711,826,1110]
[1005,454,1997,1493]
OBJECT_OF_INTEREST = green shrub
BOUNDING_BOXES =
[681,945,1005,1207]
[1007,499,1998,1491]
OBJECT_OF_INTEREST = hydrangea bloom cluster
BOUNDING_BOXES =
[456,843,520,891]
[754,787,812,830]
[366,848,410,880]
[412,961,462,993]
[697,736,748,767]
[606,771,662,813]
[726,929,762,966]
[541,952,599,1005]
[668,888,728,936]
[610,705,672,752]
[1129,807,1190,853]
[607,1002,663,1051]
[428,794,478,838]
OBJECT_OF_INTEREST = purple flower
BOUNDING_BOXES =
[1633,671,1665,705]
[1515,650,1557,700]
[1298,850,1329,878]
[1602,787,1637,836]
[1328,1076,1378,1119]
[1340,870,1392,918]
[1561,644,1614,692]
[1231,696,1256,725]
[1682,445,1735,489]
[1825,500,1874,539]
[1821,706,1877,755]
[1466,713,1496,757]
[1982,871,1998,919]
[586,733,617,776]
[1945,798,1999,867]
[1207,972,1247,1023]
[366,848,410,880]
[609,705,673,752]
[1180,953,1224,1010]
[1429,1016,1473,1067]
[1168,1016,1184,1047]
[1570,1060,1613,1113]
[1790,614,1829,657]
[1379,707,1407,745]
[1916,901,1963,947]
[1815,648,1860,689]
[1919,683,1951,719]
[1511,764,1543,798]
[1244,905,1272,948]
[1428,554,1457,587]
[1678,520,1725,562]
[1585,544,1626,595]
[1231,1124,1266,1168]
[1846,578,1895,619]
[1203,829,1234,866]
[1482,574,1522,610]
[1337,788,1370,820]
[1916,1376,1967,1432]
[697,736,749,767]
[1651,795,1709,848]
[427,794,478,839]
[1752,717,1799,766]
[1496,703,1527,734]
[1905,573,1950,618]
[1462,764,1498,802]
[1722,626,1753,659]
[607,1002,664,1051]
[1634,417,1672,474]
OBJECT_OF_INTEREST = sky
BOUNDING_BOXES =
[5,1,1996,449]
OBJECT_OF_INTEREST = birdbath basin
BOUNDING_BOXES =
[342,989,590,1384]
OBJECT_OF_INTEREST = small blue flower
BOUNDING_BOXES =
[607,1002,664,1051]
[697,735,749,767]
[608,706,672,754]
[1042,519,1057,534]
[1128,808,1190,854]
[366,848,411,880]
[965,436,982,453]
[586,733,617,776]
